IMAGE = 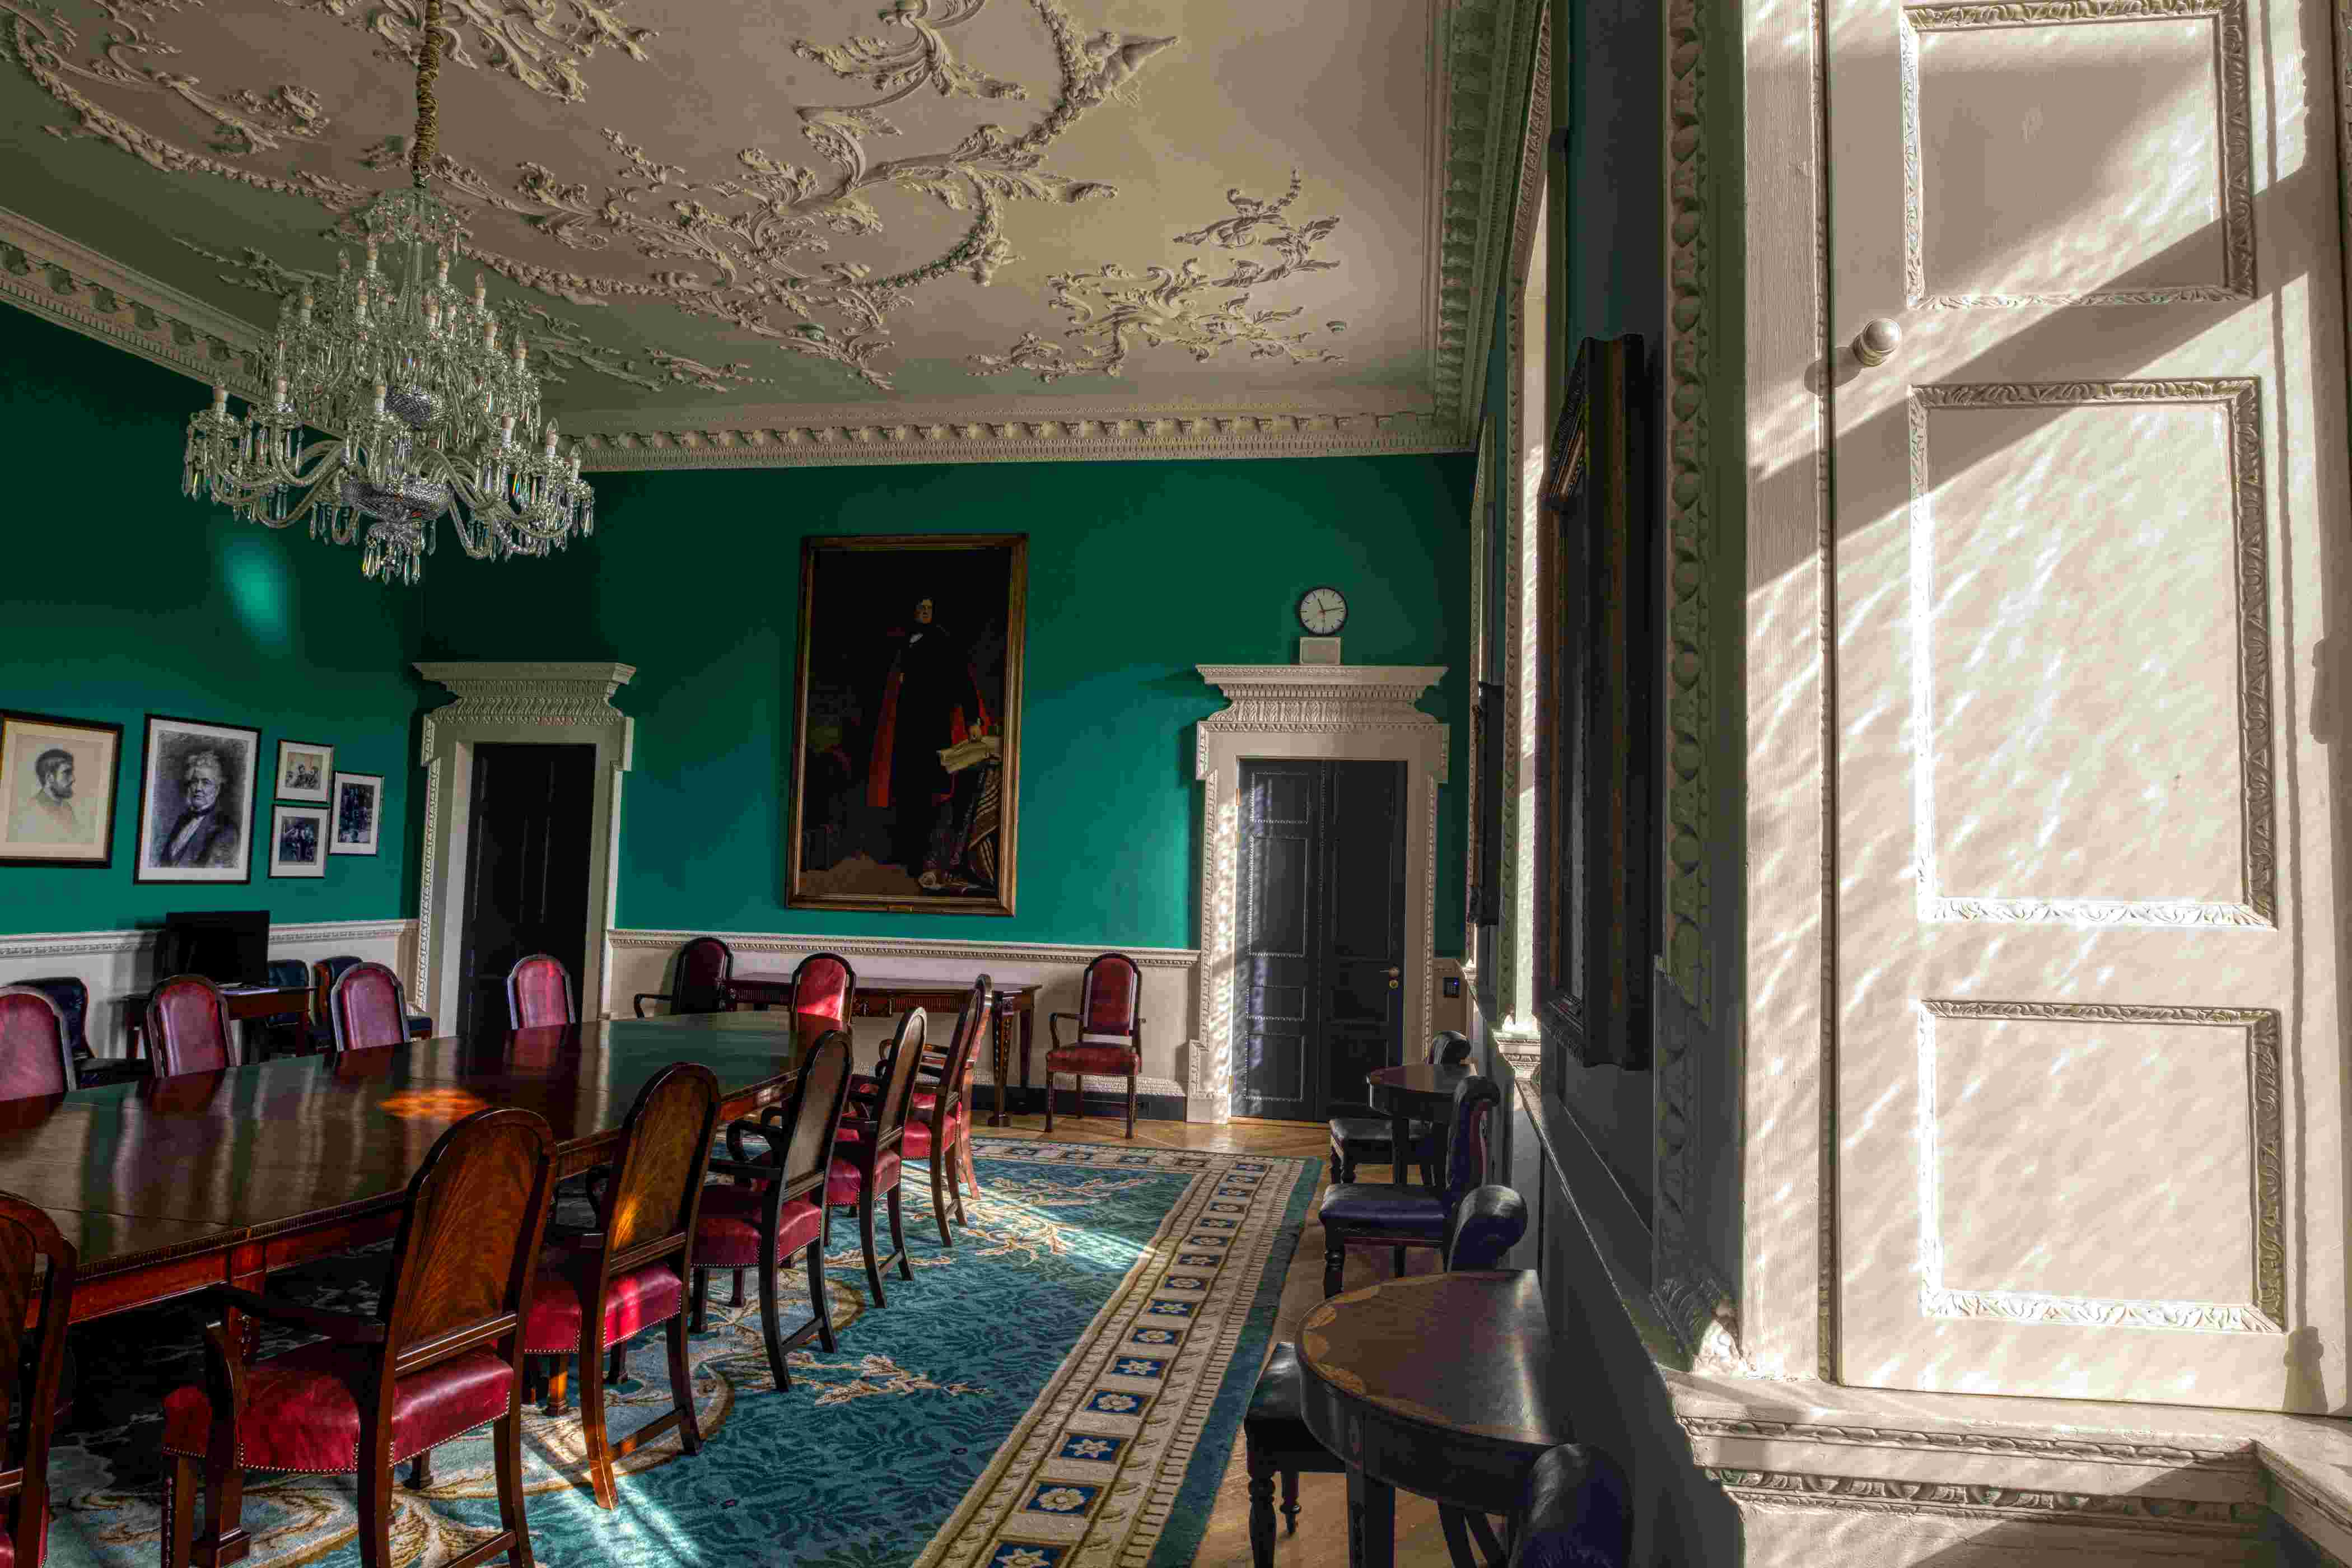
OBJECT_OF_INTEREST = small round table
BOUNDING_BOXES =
[1364,1062,1473,1186]
[1297,1270,1565,1567]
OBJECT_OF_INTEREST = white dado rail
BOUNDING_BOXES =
[605,929,1198,1102]
[0,918,416,1056]
[1193,664,1448,1125]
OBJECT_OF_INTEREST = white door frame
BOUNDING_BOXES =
[1191,665,1449,1123]
[412,661,636,1030]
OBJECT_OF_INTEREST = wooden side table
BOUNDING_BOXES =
[1365,1062,1475,1186]
[729,972,1039,1126]
[1297,1270,1566,1566]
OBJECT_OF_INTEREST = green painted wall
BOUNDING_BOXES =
[0,306,428,935]
[418,454,1475,953]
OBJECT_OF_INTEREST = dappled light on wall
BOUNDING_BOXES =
[220,534,292,652]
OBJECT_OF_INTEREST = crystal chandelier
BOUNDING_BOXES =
[182,0,592,585]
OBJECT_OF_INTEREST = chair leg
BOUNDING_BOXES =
[758,1243,791,1390]
[1043,1070,1055,1133]
[1324,1239,1346,1298]
[1126,1071,1137,1138]
[408,1448,433,1490]
[197,1426,249,1568]
[165,1456,198,1568]
[543,1359,571,1417]
[492,1413,535,1568]
[606,1342,627,1385]
[356,1452,390,1568]
[664,1310,702,1455]
[1281,1467,1302,1534]
[807,1238,837,1353]
[1393,1245,1408,1278]
[1245,1445,1277,1568]
[930,1149,954,1247]
[690,1267,709,1333]
[578,1323,619,1510]
[958,1134,982,1206]
[729,1269,745,1308]
[886,1182,912,1280]
[858,1185,888,1308]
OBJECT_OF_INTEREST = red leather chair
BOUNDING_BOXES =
[787,951,856,1051]
[328,962,410,1052]
[0,1193,74,1567]
[159,1108,556,1568]
[506,954,576,1030]
[900,978,992,1247]
[145,976,235,1077]
[1044,952,1144,1137]
[524,1063,716,1509]
[634,936,735,1018]
[697,1031,856,1389]
[0,990,74,1100]
[829,1008,929,1308]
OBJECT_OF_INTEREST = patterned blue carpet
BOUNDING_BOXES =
[47,1141,1314,1568]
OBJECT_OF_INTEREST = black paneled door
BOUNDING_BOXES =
[1233,759,1406,1121]
[456,743,594,1037]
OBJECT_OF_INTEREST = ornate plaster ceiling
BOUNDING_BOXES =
[0,0,1541,466]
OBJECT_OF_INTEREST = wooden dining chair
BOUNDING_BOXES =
[329,960,412,1052]
[1327,1030,1472,1185]
[828,1007,928,1307]
[524,1063,716,1510]
[146,975,235,1077]
[505,954,576,1030]
[1318,1075,1502,1297]
[1245,1185,1526,1568]
[160,1107,556,1568]
[0,990,76,1100]
[1508,1443,1633,1567]
[0,1193,76,1568]
[1044,951,1144,1137]
[633,936,736,1019]
[697,1031,856,1389]
[786,951,856,1050]
[899,978,992,1246]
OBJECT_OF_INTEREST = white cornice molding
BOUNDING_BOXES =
[1440,0,1547,439]
[0,917,415,964]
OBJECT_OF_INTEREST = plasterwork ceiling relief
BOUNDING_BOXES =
[0,0,1530,465]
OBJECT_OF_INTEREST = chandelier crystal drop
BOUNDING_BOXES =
[180,0,592,586]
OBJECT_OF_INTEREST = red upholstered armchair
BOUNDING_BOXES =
[146,975,236,1077]
[0,1192,74,1568]
[0,988,75,1100]
[1045,953,1144,1137]
[787,951,856,1052]
[506,954,576,1029]
[328,962,411,1053]
[634,936,736,1018]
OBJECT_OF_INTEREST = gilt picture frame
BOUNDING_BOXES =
[787,534,1025,916]
[0,710,123,869]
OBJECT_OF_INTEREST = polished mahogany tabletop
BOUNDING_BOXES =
[0,1016,807,1307]
[1363,1062,1476,1104]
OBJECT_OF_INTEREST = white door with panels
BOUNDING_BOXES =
[1830,0,2352,1408]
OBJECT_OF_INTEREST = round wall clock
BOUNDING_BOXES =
[1298,586,1348,636]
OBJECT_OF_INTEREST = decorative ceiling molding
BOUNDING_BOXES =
[0,204,265,396]
[1439,0,1545,440]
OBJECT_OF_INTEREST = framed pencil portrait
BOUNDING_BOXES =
[133,715,260,884]
[0,711,123,869]
[787,534,1025,916]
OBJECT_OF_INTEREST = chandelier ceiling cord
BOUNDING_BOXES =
[181,0,594,586]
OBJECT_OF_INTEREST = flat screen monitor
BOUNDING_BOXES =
[160,910,270,987]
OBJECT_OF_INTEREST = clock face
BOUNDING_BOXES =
[1298,586,1347,636]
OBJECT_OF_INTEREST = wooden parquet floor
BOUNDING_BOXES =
[984,1109,1460,1567]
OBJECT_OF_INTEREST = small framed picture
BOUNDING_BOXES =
[134,715,260,884]
[275,740,334,803]
[330,772,384,856]
[0,711,123,869]
[268,804,329,878]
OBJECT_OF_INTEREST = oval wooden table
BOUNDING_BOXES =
[1296,1269,1567,1567]
[1364,1062,1474,1186]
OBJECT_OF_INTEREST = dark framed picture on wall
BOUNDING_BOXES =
[331,771,382,855]
[0,710,123,868]
[274,740,334,803]
[268,804,328,879]
[788,533,1026,916]
[134,715,260,884]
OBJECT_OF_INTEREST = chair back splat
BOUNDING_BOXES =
[636,936,735,1019]
[0,989,74,1099]
[788,951,856,1049]
[384,1108,559,1361]
[505,954,577,1030]
[329,961,410,1053]
[147,974,234,1076]
[0,1194,74,1568]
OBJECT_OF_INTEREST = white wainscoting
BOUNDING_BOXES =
[0,918,418,1057]
[605,928,1200,1105]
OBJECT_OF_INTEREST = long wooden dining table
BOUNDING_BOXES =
[0,1015,808,1325]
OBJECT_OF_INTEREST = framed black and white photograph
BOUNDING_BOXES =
[134,715,259,884]
[330,771,383,856]
[268,804,328,879]
[274,739,333,803]
[0,710,123,869]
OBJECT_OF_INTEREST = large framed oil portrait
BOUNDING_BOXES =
[0,710,123,869]
[788,534,1025,916]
